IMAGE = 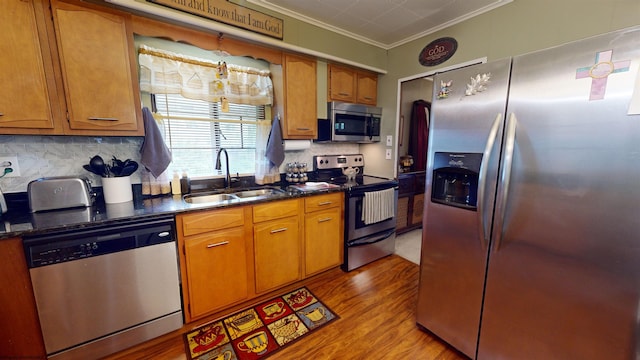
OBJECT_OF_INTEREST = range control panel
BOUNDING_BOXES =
[313,154,365,170]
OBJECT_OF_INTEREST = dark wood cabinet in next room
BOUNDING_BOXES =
[396,171,426,235]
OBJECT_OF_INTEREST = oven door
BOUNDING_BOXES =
[347,186,398,241]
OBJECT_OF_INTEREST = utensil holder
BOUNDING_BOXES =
[102,176,133,204]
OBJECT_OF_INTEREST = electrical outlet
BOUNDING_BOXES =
[385,149,392,160]
[0,156,20,177]
[386,135,393,147]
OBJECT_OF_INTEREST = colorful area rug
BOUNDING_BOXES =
[184,287,338,360]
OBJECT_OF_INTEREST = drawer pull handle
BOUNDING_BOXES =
[270,227,288,234]
[338,92,350,96]
[296,127,310,131]
[0,113,4,117]
[88,117,119,121]
[318,217,332,223]
[318,201,332,206]
[207,241,229,248]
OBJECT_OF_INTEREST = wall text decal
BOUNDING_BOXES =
[149,0,284,39]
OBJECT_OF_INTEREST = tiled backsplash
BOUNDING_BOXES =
[0,135,144,193]
[0,135,359,193]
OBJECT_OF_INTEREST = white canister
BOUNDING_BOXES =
[102,176,133,204]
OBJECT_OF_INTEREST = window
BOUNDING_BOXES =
[154,93,265,178]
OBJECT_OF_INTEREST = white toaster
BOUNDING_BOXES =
[28,177,95,212]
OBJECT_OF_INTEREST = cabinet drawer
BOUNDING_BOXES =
[304,192,343,213]
[253,199,300,223]
[398,174,415,196]
[180,207,245,237]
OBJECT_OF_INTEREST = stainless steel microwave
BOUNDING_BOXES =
[316,101,382,143]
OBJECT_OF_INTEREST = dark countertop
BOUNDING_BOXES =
[0,182,344,240]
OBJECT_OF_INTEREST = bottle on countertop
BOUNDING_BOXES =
[180,171,190,194]
[171,171,181,195]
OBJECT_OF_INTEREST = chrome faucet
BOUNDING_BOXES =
[215,148,232,189]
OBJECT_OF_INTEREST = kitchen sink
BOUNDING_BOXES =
[233,188,285,199]
[183,192,238,204]
[183,187,286,205]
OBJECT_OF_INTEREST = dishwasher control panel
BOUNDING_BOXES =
[23,218,174,268]
[27,239,131,267]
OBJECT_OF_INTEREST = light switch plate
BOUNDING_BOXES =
[386,135,393,147]
[385,149,392,160]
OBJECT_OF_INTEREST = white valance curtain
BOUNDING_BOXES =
[138,45,273,106]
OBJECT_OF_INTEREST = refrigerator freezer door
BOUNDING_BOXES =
[478,26,640,359]
[416,58,511,358]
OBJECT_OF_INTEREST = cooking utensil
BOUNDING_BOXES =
[83,164,101,176]
[120,163,138,177]
[89,155,107,177]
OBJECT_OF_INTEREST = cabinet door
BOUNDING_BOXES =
[328,64,356,103]
[0,0,60,133]
[52,1,142,134]
[254,216,300,293]
[283,53,317,139]
[305,207,343,276]
[185,227,249,318]
[356,71,378,105]
[0,238,46,359]
[411,193,425,225]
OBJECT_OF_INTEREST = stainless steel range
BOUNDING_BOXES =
[311,154,398,271]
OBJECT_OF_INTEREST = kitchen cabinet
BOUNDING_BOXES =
[282,53,317,139]
[253,199,302,293]
[328,63,378,106]
[51,0,143,135]
[0,0,63,134]
[304,192,344,276]
[397,171,426,234]
[0,237,46,359]
[176,193,344,322]
[177,206,254,322]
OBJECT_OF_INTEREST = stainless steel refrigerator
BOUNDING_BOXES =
[416,26,640,360]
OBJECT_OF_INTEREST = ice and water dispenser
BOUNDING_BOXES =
[431,152,482,210]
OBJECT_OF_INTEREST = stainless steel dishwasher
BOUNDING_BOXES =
[23,216,183,360]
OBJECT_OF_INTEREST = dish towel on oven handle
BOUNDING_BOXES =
[362,188,395,225]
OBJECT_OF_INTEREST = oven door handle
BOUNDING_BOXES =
[347,229,395,247]
[350,185,398,197]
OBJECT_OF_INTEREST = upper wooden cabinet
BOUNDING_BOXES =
[328,63,378,106]
[51,0,143,135]
[356,71,378,105]
[283,53,317,139]
[0,0,63,134]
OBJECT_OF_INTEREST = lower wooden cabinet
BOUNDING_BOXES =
[0,238,46,359]
[184,226,250,319]
[177,193,344,322]
[397,171,426,234]
[254,216,301,293]
[304,192,344,276]
[177,206,254,322]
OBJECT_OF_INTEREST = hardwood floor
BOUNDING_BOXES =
[104,255,466,360]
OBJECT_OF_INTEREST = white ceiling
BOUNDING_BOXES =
[247,0,513,49]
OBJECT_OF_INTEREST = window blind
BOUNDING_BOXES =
[154,93,264,178]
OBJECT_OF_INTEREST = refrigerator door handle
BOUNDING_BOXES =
[477,113,503,248]
[494,112,518,251]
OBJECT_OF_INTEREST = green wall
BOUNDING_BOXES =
[366,0,640,178]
